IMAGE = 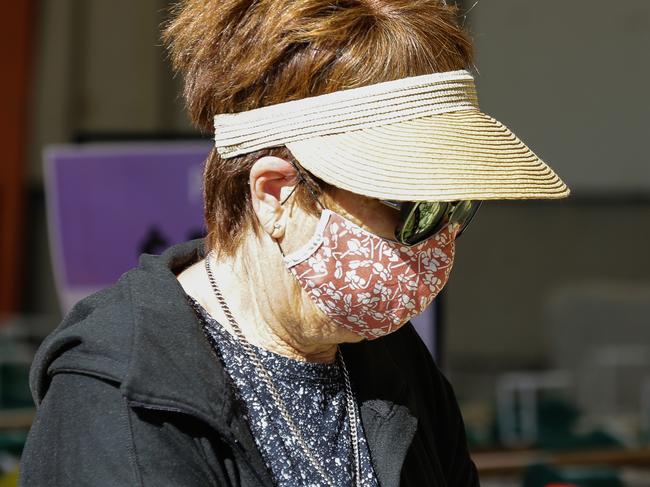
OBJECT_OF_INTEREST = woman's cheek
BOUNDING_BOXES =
[283,211,321,254]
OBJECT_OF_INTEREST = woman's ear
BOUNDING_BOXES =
[249,156,299,239]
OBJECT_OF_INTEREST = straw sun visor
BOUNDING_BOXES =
[285,110,570,202]
[213,69,571,202]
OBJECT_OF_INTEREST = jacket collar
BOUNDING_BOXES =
[120,238,226,421]
[119,238,277,486]
[120,238,415,487]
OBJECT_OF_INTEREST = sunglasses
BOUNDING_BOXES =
[379,199,482,245]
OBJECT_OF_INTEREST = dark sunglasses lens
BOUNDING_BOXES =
[395,201,449,245]
[451,200,482,238]
[395,200,482,245]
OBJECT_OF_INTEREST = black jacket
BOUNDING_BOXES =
[19,238,480,486]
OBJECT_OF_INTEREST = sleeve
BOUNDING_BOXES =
[18,372,142,486]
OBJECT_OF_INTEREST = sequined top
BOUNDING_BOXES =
[187,296,379,487]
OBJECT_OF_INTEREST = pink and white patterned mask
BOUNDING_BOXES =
[282,209,459,340]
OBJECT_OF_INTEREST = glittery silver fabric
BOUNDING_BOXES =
[187,296,379,487]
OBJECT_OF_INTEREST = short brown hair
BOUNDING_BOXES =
[161,0,474,256]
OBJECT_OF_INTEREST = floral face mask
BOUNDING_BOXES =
[280,204,459,340]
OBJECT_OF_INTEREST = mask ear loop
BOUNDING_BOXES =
[279,181,301,206]
[274,160,325,258]
[288,160,325,211]
[274,180,301,257]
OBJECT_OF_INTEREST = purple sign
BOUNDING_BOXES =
[44,142,211,313]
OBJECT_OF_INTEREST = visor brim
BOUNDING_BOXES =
[286,109,570,202]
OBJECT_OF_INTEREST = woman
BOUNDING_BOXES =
[19,0,570,486]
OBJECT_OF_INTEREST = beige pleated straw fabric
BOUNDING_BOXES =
[213,69,570,202]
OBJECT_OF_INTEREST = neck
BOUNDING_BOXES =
[178,240,361,364]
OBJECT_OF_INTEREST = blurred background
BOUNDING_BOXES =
[1,1,649,486]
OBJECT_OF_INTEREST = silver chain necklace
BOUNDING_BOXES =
[204,252,361,487]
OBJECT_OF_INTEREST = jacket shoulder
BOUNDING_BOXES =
[29,270,137,407]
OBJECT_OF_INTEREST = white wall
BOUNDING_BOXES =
[444,1,650,392]
[464,0,650,194]
[28,0,195,184]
